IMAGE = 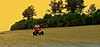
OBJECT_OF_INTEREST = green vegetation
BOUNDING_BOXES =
[10,0,100,30]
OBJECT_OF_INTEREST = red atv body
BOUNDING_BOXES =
[33,28,44,35]
[35,28,41,32]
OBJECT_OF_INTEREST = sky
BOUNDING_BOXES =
[0,0,100,31]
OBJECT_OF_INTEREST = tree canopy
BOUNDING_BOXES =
[87,4,96,15]
[47,0,64,15]
[22,5,36,20]
[65,0,86,13]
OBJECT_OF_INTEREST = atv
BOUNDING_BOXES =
[33,31,44,35]
[33,28,44,35]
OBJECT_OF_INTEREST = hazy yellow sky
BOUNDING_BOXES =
[0,0,100,31]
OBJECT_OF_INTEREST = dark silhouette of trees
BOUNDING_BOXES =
[92,9,100,24]
[11,10,100,31]
[47,0,64,15]
[43,13,52,19]
[22,5,36,20]
[10,0,100,31]
[87,4,96,15]
[65,0,86,13]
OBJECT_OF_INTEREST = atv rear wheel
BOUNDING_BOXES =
[41,31,44,35]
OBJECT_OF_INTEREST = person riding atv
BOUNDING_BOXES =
[33,23,44,35]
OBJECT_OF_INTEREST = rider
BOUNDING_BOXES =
[34,23,41,32]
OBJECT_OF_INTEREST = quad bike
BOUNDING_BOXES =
[33,28,44,35]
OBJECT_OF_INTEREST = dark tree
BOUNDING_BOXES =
[65,0,86,13]
[22,5,36,20]
[87,4,96,15]
[47,0,64,15]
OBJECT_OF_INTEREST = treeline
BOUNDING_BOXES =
[10,0,100,30]
[10,9,100,30]
[43,12,100,27]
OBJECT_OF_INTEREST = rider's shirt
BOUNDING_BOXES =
[34,25,40,28]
